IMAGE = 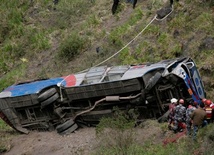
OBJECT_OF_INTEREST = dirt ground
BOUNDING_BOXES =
[2,127,98,155]
[2,121,167,155]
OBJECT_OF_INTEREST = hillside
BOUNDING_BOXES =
[0,0,214,96]
[0,0,214,154]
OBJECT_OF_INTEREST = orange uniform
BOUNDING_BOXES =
[205,99,213,123]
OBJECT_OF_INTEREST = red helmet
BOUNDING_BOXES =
[205,99,211,106]
[179,99,184,104]
[202,98,207,103]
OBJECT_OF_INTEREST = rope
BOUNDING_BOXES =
[57,4,174,100]
[93,15,158,67]
[56,15,157,100]
[78,6,174,73]
[78,14,158,74]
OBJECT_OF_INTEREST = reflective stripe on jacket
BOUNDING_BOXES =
[205,107,212,119]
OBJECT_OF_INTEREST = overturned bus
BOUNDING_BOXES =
[0,57,206,135]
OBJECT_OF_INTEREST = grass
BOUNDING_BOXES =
[0,119,18,153]
[94,108,137,155]
[0,63,27,90]
[94,113,214,155]
[127,8,143,26]
[57,31,89,62]
[1,0,212,85]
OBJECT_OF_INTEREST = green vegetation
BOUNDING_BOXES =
[0,63,27,90]
[94,112,214,155]
[0,119,18,153]
[0,0,214,88]
[95,109,137,155]
[57,31,89,62]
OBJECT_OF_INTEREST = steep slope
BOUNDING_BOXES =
[0,0,214,93]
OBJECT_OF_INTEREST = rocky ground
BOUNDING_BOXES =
[2,120,169,155]
[2,127,98,155]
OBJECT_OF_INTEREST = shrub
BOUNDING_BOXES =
[198,124,214,154]
[95,108,136,155]
[30,32,50,50]
[58,32,88,62]
[0,119,18,154]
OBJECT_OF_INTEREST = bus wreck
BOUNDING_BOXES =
[0,57,206,135]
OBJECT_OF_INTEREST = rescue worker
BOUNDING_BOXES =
[202,98,207,105]
[173,99,186,133]
[205,99,213,123]
[112,0,119,15]
[112,0,137,14]
[53,0,59,5]
[210,100,214,108]
[190,102,207,140]
[126,0,137,8]
[53,0,59,9]
[168,98,177,129]
[186,101,197,136]
[210,100,214,123]
[132,0,137,9]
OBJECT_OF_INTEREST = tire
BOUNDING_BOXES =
[41,93,59,108]
[56,120,75,133]
[38,88,57,102]
[59,123,78,135]
[145,72,162,91]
